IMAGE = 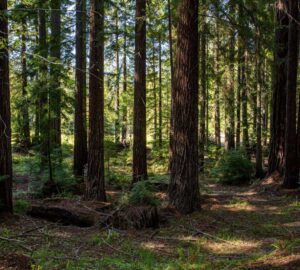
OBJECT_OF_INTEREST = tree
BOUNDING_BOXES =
[85,0,106,201]
[283,0,299,188]
[268,0,289,175]
[0,0,13,213]
[133,0,147,183]
[74,0,88,177]
[169,0,200,214]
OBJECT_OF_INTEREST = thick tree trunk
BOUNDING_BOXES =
[268,0,289,175]
[85,0,106,201]
[133,0,147,183]
[21,18,30,149]
[0,0,13,214]
[169,0,200,214]
[283,0,299,188]
[50,0,61,148]
[199,0,207,170]
[74,0,88,177]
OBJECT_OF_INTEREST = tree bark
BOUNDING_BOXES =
[74,0,88,177]
[268,0,289,175]
[85,0,106,201]
[0,0,13,213]
[283,0,299,188]
[115,11,120,144]
[133,0,147,183]
[121,14,127,146]
[169,0,200,214]
[242,49,249,152]
[158,35,163,148]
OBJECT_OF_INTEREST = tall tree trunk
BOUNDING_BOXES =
[133,0,147,183]
[121,16,127,146]
[21,17,30,149]
[50,0,61,148]
[214,19,221,147]
[242,49,249,151]
[0,0,13,214]
[236,18,242,147]
[115,11,120,144]
[268,0,289,175]
[74,0,88,177]
[38,4,49,166]
[199,0,207,170]
[283,0,299,188]
[85,0,106,201]
[169,0,200,214]
[158,35,163,148]
[255,30,263,178]
[152,39,157,145]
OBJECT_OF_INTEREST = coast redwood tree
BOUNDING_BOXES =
[85,0,106,201]
[132,0,147,183]
[0,0,13,213]
[169,0,200,214]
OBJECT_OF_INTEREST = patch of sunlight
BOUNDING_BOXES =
[199,238,260,255]
[282,221,300,228]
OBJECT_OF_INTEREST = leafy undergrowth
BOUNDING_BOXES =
[1,181,300,269]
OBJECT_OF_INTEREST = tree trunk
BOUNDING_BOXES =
[152,39,157,145]
[268,0,289,175]
[199,0,207,170]
[85,0,106,201]
[133,0,147,183]
[0,0,13,214]
[255,30,263,178]
[158,35,163,148]
[115,12,120,144]
[242,49,249,152]
[169,0,200,214]
[50,0,61,148]
[283,0,299,188]
[74,0,88,177]
[21,17,30,149]
[121,16,127,146]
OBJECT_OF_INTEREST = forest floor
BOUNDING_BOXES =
[1,173,300,270]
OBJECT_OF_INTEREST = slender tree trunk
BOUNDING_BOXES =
[236,18,242,147]
[74,0,88,177]
[152,39,157,145]
[121,17,127,146]
[242,49,249,151]
[21,17,30,149]
[268,0,289,175]
[115,12,120,144]
[38,4,49,165]
[50,0,61,148]
[199,0,207,170]
[158,35,163,148]
[133,0,147,183]
[0,0,13,214]
[255,31,264,178]
[214,19,221,147]
[283,0,299,188]
[85,0,106,201]
[169,0,200,214]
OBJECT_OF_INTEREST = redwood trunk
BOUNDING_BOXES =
[169,0,200,214]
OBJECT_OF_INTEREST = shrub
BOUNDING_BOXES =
[211,149,253,185]
[127,181,159,206]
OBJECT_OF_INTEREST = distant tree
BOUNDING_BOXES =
[0,0,13,213]
[133,0,147,183]
[169,0,200,214]
[283,0,299,188]
[74,0,88,177]
[85,0,106,201]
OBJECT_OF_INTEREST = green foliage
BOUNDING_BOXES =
[14,199,31,214]
[119,181,160,207]
[211,149,253,185]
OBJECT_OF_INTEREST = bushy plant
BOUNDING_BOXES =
[211,149,253,185]
[128,181,159,206]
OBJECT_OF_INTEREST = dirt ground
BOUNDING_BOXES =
[1,179,300,269]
